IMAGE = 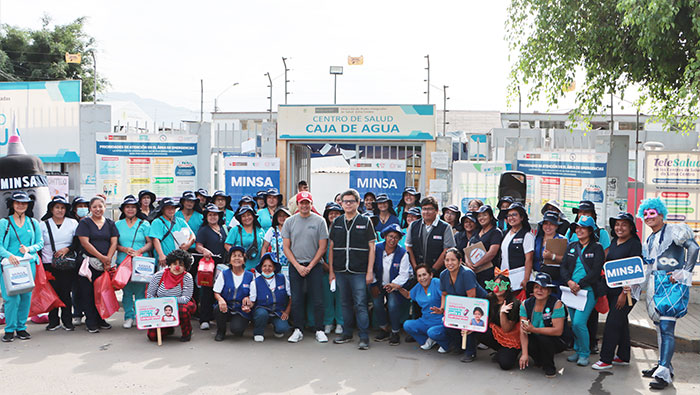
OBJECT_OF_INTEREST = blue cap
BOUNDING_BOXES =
[380,223,404,239]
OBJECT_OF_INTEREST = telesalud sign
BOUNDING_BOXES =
[277,105,436,140]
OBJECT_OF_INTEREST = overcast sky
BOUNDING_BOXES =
[2,1,597,115]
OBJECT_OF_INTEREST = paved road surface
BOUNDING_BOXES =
[1,320,699,394]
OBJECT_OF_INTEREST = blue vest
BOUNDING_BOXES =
[373,242,406,286]
[254,274,288,316]
[220,269,254,319]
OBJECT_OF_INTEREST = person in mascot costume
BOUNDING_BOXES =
[0,131,51,219]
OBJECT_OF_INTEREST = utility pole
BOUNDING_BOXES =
[424,55,430,104]
[200,79,204,123]
[518,86,522,139]
[265,72,273,121]
[282,57,290,105]
[442,85,449,136]
[91,51,97,104]
[610,92,614,135]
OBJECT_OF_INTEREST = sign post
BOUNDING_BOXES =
[135,297,179,346]
[444,295,489,349]
[603,257,645,306]
[349,159,406,203]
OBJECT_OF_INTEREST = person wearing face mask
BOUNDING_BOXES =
[115,195,153,329]
[399,264,442,350]
[519,273,567,378]
[370,224,412,346]
[250,253,292,342]
[70,196,90,327]
[75,196,119,334]
[477,269,521,370]
[496,196,515,232]
[396,187,421,229]
[213,246,254,341]
[0,192,44,342]
[560,215,605,366]
[261,207,292,278]
[40,196,79,331]
[592,212,642,371]
[146,249,195,342]
[636,198,698,390]
[149,198,196,267]
[468,205,503,287]
[427,248,487,361]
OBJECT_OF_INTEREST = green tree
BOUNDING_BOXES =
[0,16,107,102]
[507,0,700,132]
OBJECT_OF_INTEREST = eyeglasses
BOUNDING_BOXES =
[386,234,401,240]
[643,210,658,219]
[421,207,436,212]
[507,213,520,218]
[342,200,358,205]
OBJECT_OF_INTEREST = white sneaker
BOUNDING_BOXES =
[421,338,436,350]
[72,317,83,327]
[288,328,304,343]
[200,322,210,330]
[324,324,333,334]
[438,346,448,354]
[122,318,134,329]
[254,335,264,342]
[315,330,328,343]
[335,325,344,335]
[477,343,489,350]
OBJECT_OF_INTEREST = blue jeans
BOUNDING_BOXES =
[568,287,596,358]
[290,263,324,331]
[427,325,477,356]
[404,317,441,345]
[122,281,147,320]
[372,288,406,332]
[336,271,370,341]
[252,307,290,336]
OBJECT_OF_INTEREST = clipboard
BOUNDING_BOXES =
[464,242,493,273]
[543,238,567,266]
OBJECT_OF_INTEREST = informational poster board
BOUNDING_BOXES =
[224,155,281,205]
[644,151,700,236]
[451,161,509,213]
[135,297,179,330]
[46,173,70,198]
[444,295,489,333]
[95,133,198,202]
[516,151,608,224]
[349,159,406,204]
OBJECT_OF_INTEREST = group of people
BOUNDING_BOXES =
[0,182,696,390]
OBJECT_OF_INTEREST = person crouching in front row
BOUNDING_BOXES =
[251,253,291,342]
[146,249,196,342]
[213,246,254,341]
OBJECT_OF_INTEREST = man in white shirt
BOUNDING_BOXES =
[371,224,412,345]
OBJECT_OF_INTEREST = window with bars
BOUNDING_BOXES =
[356,144,422,189]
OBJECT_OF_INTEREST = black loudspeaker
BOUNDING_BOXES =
[499,171,527,204]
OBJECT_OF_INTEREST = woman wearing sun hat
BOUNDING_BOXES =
[175,191,204,248]
[115,195,152,329]
[396,187,421,228]
[211,190,235,228]
[224,206,266,271]
[373,193,400,236]
[560,215,605,367]
[257,188,283,232]
[0,192,44,342]
[148,198,195,266]
[195,203,229,330]
[250,253,292,342]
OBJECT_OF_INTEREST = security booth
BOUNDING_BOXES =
[275,105,437,204]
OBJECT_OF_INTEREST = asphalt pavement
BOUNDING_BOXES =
[1,318,699,394]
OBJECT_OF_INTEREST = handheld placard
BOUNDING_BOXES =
[603,257,645,306]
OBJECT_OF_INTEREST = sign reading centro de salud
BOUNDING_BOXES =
[277,105,436,140]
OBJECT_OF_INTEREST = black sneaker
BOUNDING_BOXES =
[591,343,599,355]
[405,334,416,343]
[374,330,390,342]
[180,334,191,342]
[63,325,75,331]
[649,377,669,390]
[16,330,31,340]
[642,365,658,378]
[460,353,476,363]
[333,334,353,344]
[2,332,14,342]
[46,323,61,331]
[99,322,112,330]
[389,332,400,346]
[544,367,557,378]
[87,327,100,333]
[215,332,225,342]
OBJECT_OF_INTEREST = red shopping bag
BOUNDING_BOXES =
[594,295,609,314]
[112,256,133,290]
[94,271,120,319]
[197,257,215,287]
[29,261,65,317]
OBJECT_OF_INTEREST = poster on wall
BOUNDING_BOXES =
[451,162,509,213]
[516,152,608,224]
[0,80,81,159]
[349,159,406,204]
[224,155,281,205]
[95,133,198,202]
[644,151,700,236]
